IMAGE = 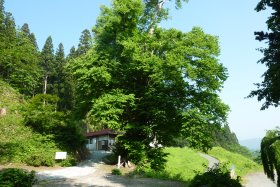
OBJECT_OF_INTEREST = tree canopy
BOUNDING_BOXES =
[70,0,229,169]
[248,0,280,110]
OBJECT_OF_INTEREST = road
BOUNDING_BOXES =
[244,172,277,187]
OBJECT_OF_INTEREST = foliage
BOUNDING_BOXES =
[208,147,261,177]
[0,168,37,187]
[248,0,280,109]
[0,1,85,166]
[23,94,87,161]
[112,168,122,175]
[0,3,41,96]
[260,127,280,185]
[76,29,92,56]
[59,156,77,167]
[71,0,228,169]
[0,80,85,166]
[189,163,242,187]
[22,94,63,134]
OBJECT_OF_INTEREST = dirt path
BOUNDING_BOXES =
[244,172,276,187]
[35,163,186,187]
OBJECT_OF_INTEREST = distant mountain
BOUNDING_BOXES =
[239,138,262,151]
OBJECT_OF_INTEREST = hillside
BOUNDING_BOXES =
[0,80,61,165]
[208,147,262,177]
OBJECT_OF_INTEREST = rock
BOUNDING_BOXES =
[0,108,7,116]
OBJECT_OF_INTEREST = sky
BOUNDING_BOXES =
[5,0,280,140]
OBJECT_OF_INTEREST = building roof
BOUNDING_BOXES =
[85,129,117,138]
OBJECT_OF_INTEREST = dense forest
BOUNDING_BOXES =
[0,0,253,169]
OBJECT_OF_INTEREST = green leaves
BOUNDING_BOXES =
[88,90,135,130]
[71,0,228,169]
[261,128,280,185]
[249,0,280,109]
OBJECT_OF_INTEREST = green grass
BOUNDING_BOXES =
[208,147,262,177]
[142,147,208,182]
[164,147,208,181]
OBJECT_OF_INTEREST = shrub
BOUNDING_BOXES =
[0,168,37,187]
[25,153,54,167]
[189,163,242,187]
[59,157,77,167]
[112,168,122,175]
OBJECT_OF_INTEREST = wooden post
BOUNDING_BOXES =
[118,155,121,169]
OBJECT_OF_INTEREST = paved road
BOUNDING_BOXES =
[199,153,219,169]
[244,172,277,187]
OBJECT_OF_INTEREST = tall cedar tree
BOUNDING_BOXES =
[41,36,55,95]
[70,0,228,170]
[21,23,38,49]
[76,29,92,56]
[55,43,73,110]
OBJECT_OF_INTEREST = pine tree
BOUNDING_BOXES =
[41,36,55,95]
[67,46,77,59]
[21,23,38,49]
[55,43,73,110]
[76,29,92,56]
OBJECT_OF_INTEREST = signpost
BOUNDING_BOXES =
[55,152,67,160]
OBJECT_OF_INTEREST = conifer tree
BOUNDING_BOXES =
[76,29,92,56]
[41,36,55,95]
[55,43,73,110]
[21,23,38,49]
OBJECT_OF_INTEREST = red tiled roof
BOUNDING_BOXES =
[85,129,117,138]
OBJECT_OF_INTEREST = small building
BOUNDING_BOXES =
[85,129,118,151]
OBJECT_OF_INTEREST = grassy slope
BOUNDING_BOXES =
[143,147,208,183]
[0,80,59,165]
[208,147,262,177]
[143,147,261,184]
[164,147,208,181]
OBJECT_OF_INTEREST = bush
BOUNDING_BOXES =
[112,168,122,175]
[189,163,242,187]
[25,153,54,167]
[59,157,77,167]
[0,168,37,187]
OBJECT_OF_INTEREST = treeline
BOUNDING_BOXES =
[0,0,93,165]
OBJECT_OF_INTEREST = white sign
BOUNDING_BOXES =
[55,152,67,160]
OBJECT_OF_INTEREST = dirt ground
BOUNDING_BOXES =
[34,163,186,187]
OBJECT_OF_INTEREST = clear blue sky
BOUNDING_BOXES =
[5,0,280,140]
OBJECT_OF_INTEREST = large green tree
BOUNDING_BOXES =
[71,0,228,169]
[248,0,280,110]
